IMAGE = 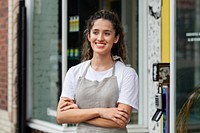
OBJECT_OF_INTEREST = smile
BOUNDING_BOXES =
[95,42,106,46]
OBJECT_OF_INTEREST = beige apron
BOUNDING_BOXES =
[75,61,127,133]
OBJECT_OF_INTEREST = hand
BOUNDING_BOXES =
[59,98,79,111]
[98,108,129,128]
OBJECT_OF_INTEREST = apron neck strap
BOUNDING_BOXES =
[82,60,116,77]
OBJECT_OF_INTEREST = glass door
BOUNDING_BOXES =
[176,0,200,132]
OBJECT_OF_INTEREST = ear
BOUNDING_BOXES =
[87,34,91,42]
[114,35,120,44]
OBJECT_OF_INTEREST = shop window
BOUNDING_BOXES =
[176,0,200,131]
[28,0,61,124]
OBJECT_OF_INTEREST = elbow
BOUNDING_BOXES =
[56,111,73,124]
[56,113,64,124]
[56,116,62,124]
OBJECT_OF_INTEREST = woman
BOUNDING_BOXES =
[57,9,139,133]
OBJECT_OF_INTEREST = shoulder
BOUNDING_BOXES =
[67,60,90,76]
[115,61,138,77]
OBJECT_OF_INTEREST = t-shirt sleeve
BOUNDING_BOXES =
[60,67,76,100]
[118,67,139,110]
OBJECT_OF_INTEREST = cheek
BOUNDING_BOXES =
[109,38,116,44]
[88,36,96,43]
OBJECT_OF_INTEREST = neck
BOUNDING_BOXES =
[91,55,114,71]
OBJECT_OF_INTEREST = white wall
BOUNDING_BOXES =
[147,0,162,132]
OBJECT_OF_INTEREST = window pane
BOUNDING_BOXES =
[31,0,61,124]
[121,0,139,124]
[176,0,200,132]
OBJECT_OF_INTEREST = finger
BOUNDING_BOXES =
[117,108,128,113]
[115,111,129,123]
[60,101,72,108]
[71,104,79,109]
[117,111,129,119]
[60,102,68,108]
[60,102,69,108]
[64,98,74,103]
[113,117,126,128]
[115,113,128,123]
[60,105,71,111]
[117,108,129,120]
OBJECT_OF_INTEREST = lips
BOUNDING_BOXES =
[95,42,106,46]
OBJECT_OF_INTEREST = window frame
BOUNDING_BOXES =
[26,0,33,120]
[138,0,148,128]
[169,0,176,132]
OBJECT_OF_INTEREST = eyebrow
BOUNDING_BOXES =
[92,29,113,33]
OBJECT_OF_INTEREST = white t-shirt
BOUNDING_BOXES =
[61,60,139,110]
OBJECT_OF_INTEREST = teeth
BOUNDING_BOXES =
[96,43,105,46]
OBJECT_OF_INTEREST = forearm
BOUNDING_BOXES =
[57,97,131,128]
[85,117,123,128]
[57,108,99,124]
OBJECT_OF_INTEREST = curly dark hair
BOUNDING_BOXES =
[80,9,128,64]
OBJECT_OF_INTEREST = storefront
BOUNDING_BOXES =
[25,0,156,132]
[2,0,199,133]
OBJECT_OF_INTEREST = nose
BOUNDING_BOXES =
[97,33,104,41]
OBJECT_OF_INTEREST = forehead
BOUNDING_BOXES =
[91,19,114,30]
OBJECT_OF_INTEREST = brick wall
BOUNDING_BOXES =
[1,0,59,132]
[0,0,8,110]
[0,0,19,132]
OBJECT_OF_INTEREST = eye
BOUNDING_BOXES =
[92,31,98,35]
[105,32,111,36]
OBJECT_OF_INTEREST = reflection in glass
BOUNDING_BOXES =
[31,0,61,124]
[176,0,200,132]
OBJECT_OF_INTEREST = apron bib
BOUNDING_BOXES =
[75,62,127,133]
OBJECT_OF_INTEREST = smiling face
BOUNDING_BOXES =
[87,19,119,56]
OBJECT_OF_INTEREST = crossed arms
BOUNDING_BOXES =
[56,97,132,128]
